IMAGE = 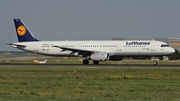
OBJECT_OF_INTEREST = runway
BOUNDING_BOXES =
[0,63,180,68]
[1,56,180,68]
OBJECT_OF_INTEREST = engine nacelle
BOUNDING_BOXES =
[109,56,123,61]
[90,52,109,61]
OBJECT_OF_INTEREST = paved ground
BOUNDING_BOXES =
[0,56,180,68]
[0,63,180,68]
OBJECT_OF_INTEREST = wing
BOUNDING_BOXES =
[52,45,95,56]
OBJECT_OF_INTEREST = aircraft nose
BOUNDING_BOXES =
[169,48,175,54]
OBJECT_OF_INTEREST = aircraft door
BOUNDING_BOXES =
[151,42,156,51]
[117,44,122,51]
[34,43,39,52]
[76,43,81,48]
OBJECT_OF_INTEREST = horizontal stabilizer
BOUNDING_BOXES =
[7,43,26,48]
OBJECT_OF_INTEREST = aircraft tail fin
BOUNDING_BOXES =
[14,19,39,42]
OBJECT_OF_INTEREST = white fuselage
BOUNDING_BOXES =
[11,19,176,65]
[11,40,175,57]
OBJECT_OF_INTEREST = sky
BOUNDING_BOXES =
[0,0,180,51]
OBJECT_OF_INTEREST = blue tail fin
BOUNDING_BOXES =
[14,19,39,42]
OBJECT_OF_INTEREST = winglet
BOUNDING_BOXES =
[14,19,39,42]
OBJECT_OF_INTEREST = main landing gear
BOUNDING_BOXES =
[83,59,89,65]
[83,59,100,65]
[93,61,99,65]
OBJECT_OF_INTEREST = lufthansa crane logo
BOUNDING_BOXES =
[17,25,26,36]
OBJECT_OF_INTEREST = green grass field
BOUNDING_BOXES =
[0,66,180,101]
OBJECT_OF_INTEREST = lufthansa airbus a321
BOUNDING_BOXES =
[8,19,175,65]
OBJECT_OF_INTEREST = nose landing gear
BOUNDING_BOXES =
[153,61,157,65]
[152,57,157,65]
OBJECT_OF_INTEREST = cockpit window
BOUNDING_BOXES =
[161,44,169,47]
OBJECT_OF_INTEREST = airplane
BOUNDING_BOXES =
[8,19,175,65]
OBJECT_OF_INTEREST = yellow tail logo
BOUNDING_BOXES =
[17,25,26,36]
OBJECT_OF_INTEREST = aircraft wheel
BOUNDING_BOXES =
[83,60,89,65]
[93,61,99,65]
[153,61,157,65]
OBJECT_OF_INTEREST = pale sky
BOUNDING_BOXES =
[0,0,180,51]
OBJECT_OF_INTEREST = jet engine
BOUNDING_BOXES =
[90,52,109,61]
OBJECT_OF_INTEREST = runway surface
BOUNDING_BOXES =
[1,56,180,68]
[0,63,180,68]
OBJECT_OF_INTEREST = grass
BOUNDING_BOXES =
[0,66,180,101]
